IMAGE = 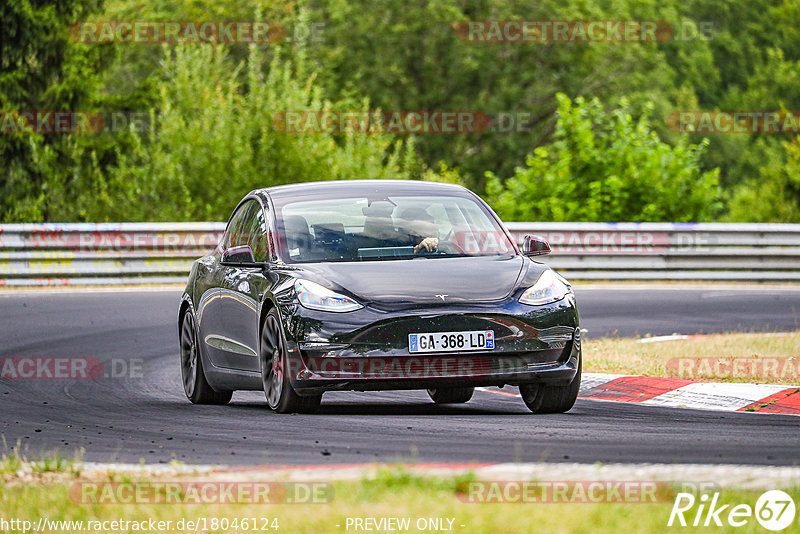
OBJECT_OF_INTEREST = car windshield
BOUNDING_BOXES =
[275,192,515,263]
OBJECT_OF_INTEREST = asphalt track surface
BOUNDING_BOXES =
[1,286,799,466]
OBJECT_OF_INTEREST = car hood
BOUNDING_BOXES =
[295,254,539,304]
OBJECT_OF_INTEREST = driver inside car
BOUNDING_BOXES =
[398,207,439,254]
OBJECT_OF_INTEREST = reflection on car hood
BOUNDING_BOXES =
[296,255,530,304]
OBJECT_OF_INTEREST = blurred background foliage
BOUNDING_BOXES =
[1,0,799,222]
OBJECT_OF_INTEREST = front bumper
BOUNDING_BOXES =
[279,296,581,394]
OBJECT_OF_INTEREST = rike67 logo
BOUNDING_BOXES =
[668,490,796,531]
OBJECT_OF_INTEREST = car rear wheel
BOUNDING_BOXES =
[519,356,581,414]
[261,309,321,414]
[427,387,474,404]
[179,311,232,405]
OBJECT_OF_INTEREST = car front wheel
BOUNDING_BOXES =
[261,308,321,414]
[519,356,581,414]
[427,387,474,404]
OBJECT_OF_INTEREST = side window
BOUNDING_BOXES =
[245,203,270,262]
[223,200,259,250]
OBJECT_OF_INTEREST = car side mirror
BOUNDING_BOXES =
[221,245,259,266]
[521,235,551,256]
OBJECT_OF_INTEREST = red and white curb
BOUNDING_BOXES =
[579,373,800,415]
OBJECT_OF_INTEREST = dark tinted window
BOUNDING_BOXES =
[224,200,268,261]
[243,202,270,262]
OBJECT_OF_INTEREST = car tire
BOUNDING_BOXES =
[179,311,233,405]
[261,308,322,414]
[519,356,581,414]
[427,387,474,404]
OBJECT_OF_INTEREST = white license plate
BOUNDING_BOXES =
[408,330,494,353]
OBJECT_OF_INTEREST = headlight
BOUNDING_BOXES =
[294,279,362,312]
[519,270,572,306]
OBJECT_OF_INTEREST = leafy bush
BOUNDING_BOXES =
[486,94,722,222]
[0,0,107,222]
[71,44,416,221]
[6,0,800,223]
[726,136,800,222]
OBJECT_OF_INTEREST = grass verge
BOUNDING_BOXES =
[0,443,83,478]
[1,467,798,534]
[584,331,800,384]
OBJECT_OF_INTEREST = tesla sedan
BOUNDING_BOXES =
[178,180,581,413]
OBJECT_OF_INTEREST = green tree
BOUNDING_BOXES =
[0,0,107,221]
[310,0,680,189]
[66,44,417,221]
[726,136,800,222]
[486,94,722,222]
[6,0,800,223]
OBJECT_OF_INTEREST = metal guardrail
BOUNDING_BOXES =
[0,223,224,286]
[1,222,799,286]
[506,222,800,281]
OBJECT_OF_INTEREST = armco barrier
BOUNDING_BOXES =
[0,222,799,286]
[0,223,224,286]
[506,222,800,281]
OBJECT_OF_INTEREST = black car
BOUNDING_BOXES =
[178,180,581,413]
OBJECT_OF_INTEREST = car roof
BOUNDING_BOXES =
[255,179,469,200]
